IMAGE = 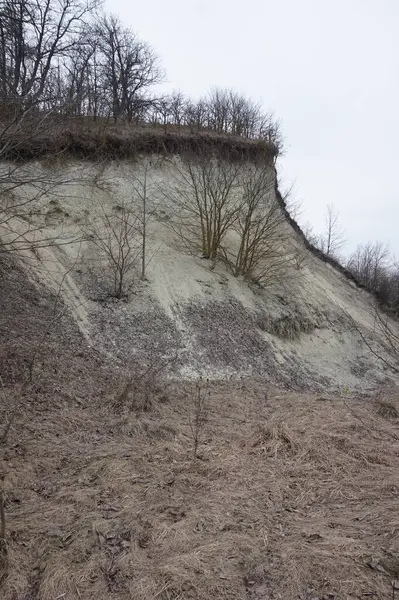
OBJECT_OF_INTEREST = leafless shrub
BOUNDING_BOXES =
[224,166,297,286]
[84,201,141,298]
[186,378,210,460]
[113,354,177,413]
[376,400,398,420]
[166,157,242,259]
[250,422,298,457]
[348,304,399,375]
[346,242,399,312]
[166,158,296,288]
[114,373,156,414]
[147,88,282,151]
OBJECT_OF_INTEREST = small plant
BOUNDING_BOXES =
[376,399,398,420]
[83,201,141,299]
[114,372,155,413]
[113,354,177,413]
[257,313,314,340]
[187,378,210,460]
[251,422,297,457]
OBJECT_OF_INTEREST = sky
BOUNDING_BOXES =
[106,0,399,258]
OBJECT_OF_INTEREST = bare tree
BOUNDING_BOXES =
[0,0,162,127]
[136,168,149,281]
[128,161,159,281]
[226,167,295,285]
[315,203,346,258]
[166,159,295,286]
[142,88,282,151]
[84,201,141,298]
[0,0,100,254]
[96,15,161,123]
[167,91,187,126]
[347,304,399,375]
[0,0,99,110]
[194,88,281,143]
[207,88,230,133]
[166,157,242,259]
[345,242,399,312]
[0,2,281,138]
[347,242,389,291]
[184,97,209,131]
[63,25,100,117]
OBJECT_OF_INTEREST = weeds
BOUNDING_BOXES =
[113,354,177,413]
[257,313,315,340]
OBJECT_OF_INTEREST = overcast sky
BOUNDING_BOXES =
[106,0,399,258]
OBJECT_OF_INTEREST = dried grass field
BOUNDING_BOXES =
[1,373,398,599]
[0,234,398,600]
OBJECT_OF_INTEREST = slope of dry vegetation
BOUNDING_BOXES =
[1,256,399,600]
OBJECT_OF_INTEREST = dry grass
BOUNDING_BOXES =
[1,379,398,600]
[4,121,277,164]
[1,254,399,600]
[257,313,315,340]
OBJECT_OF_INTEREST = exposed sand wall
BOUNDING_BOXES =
[1,157,398,391]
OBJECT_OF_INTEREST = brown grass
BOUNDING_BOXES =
[1,218,399,600]
[257,313,315,340]
[1,379,398,600]
[4,120,278,164]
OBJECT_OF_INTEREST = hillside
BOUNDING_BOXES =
[1,140,399,600]
[1,147,398,391]
[0,253,398,599]
[1,1,398,597]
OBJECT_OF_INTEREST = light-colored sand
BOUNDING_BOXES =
[2,158,398,390]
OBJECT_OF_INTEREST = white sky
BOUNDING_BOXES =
[106,0,399,258]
